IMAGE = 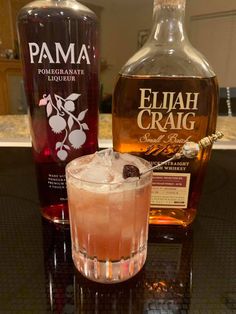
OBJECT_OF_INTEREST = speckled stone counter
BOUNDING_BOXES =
[0,114,235,148]
[0,114,112,147]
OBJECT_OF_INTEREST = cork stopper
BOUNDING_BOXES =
[154,0,185,6]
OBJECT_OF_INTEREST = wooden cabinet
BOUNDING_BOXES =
[0,59,24,115]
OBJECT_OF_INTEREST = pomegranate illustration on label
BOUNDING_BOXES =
[39,93,88,161]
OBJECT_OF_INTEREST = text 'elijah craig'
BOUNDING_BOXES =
[138,89,199,131]
[112,0,218,226]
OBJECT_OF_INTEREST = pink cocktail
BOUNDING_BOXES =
[66,149,152,283]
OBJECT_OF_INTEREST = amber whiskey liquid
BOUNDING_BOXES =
[113,75,218,226]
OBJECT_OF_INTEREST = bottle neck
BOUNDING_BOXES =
[149,0,187,45]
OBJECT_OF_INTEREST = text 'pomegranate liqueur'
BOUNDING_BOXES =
[18,0,99,224]
[112,0,218,226]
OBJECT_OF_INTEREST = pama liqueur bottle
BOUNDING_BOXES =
[17,0,99,224]
[112,0,218,226]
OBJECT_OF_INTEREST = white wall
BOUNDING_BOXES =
[83,0,153,95]
[187,0,236,16]
[187,0,236,87]
[83,0,236,92]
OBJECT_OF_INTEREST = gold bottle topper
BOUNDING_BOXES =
[198,131,224,149]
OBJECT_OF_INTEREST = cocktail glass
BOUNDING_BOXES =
[66,149,152,283]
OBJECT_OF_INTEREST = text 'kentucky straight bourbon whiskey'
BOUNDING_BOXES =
[112,0,218,226]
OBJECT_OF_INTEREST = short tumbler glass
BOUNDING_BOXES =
[66,152,152,283]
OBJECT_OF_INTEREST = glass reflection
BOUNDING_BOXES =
[75,271,145,313]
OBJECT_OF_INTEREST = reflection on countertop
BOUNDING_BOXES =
[0,114,235,148]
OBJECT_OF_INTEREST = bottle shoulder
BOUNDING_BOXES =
[17,0,97,22]
[121,41,216,78]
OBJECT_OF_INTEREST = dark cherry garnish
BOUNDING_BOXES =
[123,165,140,179]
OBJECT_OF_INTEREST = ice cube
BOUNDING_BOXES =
[80,164,114,184]
[95,148,115,167]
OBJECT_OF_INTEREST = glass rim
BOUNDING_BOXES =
[66,153,153,186]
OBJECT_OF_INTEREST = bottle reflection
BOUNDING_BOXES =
[42,219,75,313]
[74,225,193,313]
[144,225,193,312]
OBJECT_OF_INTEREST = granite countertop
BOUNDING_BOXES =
[0,114,112,148]
[0,114,235,149]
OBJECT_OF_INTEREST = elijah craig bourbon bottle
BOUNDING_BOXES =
[112,0,218,226]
